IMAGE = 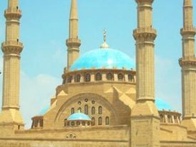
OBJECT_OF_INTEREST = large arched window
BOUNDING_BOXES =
[85,73,91,82]
[98,117,102,125]
[98,106,102,114]
[95,73,102,81]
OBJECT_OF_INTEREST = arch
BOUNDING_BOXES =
[55,93,119,124]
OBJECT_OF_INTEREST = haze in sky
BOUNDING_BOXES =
[0,0,195,128]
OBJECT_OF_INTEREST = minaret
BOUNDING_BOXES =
[179,0,196,131]
[0,0,24,130]
[66,0,81,71]
[131,0,160,146]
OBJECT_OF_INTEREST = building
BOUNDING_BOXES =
[0,0,196,147]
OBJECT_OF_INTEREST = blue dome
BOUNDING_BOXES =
[70,48,134,71]
[67,112,91,121]
[155,98,172,110]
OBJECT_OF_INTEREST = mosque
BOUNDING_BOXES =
[0,0,196,147]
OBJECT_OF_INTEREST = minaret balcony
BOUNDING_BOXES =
[1,41,23,54]
[181,27,196,36]
[179,58,196,67]
[66,38,81,48]
[133,27,157,41]
[4,8,22,19]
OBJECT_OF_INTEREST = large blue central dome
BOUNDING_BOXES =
[70,48,134,71]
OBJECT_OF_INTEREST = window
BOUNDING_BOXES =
[118,73,124,81]
[85,73,91,82]
[105,117,109,125]
[95,73,102,81]
[75,74,81,82]
[98,117,102,125]
[106,73,113,80]
[168,115,172,123]
[68,76,72,83]
[78,107,82,112]
[71,122,75,126]
[98,106,102,114]
[128,74,134,82]
[84,105,88,114]
[92,117,95,125]
[71,108,74,114]
[91,107,95,115]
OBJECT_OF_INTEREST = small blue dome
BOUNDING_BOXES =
[70,48,134,71]
[155,98,172,110]
[67,112,91,121]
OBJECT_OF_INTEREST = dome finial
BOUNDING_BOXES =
[100,29,109,49]
[103,29,106,42]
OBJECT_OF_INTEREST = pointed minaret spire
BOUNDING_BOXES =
[179,0,196,131]
[0,0,24,130]
[66,0,81,71]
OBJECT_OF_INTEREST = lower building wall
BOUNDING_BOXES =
[1,140,196,147]
[161,141,196,147]
[0,139,128,147]
[0,126,130,147]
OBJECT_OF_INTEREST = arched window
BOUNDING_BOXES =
[84,105,88,114]
[105,117,109,125]
[85,73,91,82]
[98,106,102,114]
[64,119,67,127]
[168,115,172,123]
[98,117,102,125]
[160,114,164,123]
[128,74,134,82]
[118,73,124,81]
[95,73,102,81]
[78,107,82,112]
[75,74,81,82]
[91,107,95,115]
[71,108,75,114]
[63,77,66,84]
[68,76,72,83]
[106,73,113,80]
[92,117,95,125]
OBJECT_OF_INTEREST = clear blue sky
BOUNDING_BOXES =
[0,0,195,128]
